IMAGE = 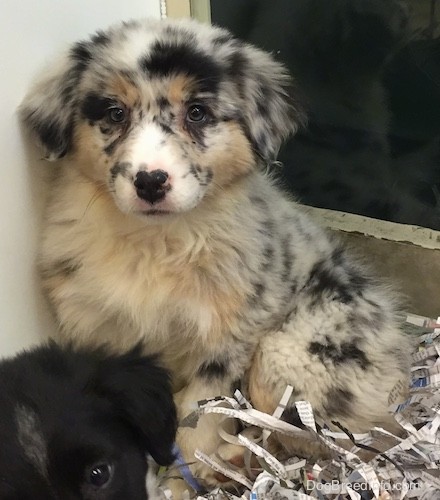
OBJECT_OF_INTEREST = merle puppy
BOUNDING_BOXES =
[21,18,412,496]
[0,342,176,499]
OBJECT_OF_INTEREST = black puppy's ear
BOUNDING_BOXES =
[20,41,93,160]
[228,42,306,164]
[93,345,177,466]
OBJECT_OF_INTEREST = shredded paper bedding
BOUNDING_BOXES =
[159,314,440,500]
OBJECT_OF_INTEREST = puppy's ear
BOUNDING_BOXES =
[20,41,92,160]
[93,345,177,466]
[232,44,306,164]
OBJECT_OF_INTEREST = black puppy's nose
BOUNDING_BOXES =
[134,170,169,204]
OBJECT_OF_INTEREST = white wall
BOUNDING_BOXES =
[0,0,161,357]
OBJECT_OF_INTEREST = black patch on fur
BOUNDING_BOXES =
[219,109,242,122]
[330,247,345,266]
[51,258,80,277]
[90,30,111,46]
[140,41,222,94]
[157,96,170,110]
[281,236,294,282]
[30,119,74,158]
[197,360,228,380]
[202,168,213,186]
[159,122,173,135]
[225,50,248,98]
[110,162,132,182]
[184,121,207,146]
[151,116,174,136]
[226,49,248,76]
[189,164,201,181]
[257,99,271,119]
[253,283,265,300]
[262,245,274,270]
[70,41,92,67]
[281,406,305,429]
[212,33,233,46]
[308,336,370,369]
[248,282,266,308]
[81,93,116,122]
[257,218,276,240]
[231,379,242,394]
[305,258,368,305]
[290,281,298,296]
[104,137,123,156]
[323,388,354,418]
[191,165,213,187]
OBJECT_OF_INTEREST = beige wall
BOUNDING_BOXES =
[339,232,440,318]
[166,0,191,18]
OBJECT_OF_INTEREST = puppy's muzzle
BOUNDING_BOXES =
[134,170,169,204]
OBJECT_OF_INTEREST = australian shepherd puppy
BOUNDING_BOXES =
[21,18,412,497]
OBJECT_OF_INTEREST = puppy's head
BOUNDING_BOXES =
[21,19,303,219]
[0,342,176,499]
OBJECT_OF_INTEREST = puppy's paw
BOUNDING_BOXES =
[162,476,195,499]
[161,462,234,499]
[211,427,262,485]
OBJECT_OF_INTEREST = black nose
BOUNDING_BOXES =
[134,170,169,204]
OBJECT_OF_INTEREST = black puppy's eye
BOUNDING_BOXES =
[108,107,126,123]
[86,463,113,488]
[186,104,207,123]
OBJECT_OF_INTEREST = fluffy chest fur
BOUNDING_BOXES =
[41,167,297,353]
[40,164,329,364]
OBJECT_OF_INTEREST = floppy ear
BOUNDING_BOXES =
[232,43,306,164]
[20,41,92,160]
[92,345,177,466]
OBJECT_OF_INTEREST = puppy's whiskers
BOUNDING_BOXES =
[81,185,107,220]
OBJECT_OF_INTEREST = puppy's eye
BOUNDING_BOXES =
[186,104,207,123]
[86,463,113,488]
[108,107,126,123]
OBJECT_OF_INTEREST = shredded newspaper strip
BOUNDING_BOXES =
[159,314,440,499]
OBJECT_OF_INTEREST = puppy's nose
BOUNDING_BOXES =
[134,170,169,204]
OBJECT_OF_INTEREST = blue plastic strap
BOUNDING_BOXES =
[172,443,205,493]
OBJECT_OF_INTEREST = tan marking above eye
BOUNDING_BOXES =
[107,73,140,106]
[167,74,196,105]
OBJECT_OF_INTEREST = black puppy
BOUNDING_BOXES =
[0,342,176,499]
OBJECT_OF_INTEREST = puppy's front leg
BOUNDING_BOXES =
[168,376,237,497]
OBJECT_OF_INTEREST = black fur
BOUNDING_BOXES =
[29,118,73,159]
[81,94,117,122]
[281,405,305,429]
[0,342,177,499]
[323,387,354,419]
[140,41,222,94]
[197,359,228,380]
[110,162,131,182]
[305,257,369,305]
[308,336,370,369]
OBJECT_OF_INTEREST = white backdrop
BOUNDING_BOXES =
[0,0,161,356]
